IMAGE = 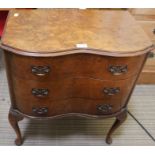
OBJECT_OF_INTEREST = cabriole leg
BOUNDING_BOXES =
[8,109,24,146]
[106,109,127,144]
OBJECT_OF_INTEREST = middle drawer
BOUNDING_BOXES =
[12,76,136,112]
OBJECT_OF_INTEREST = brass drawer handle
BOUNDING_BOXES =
[31,66,50,76]
[103,87,120,95]
[97,104,112,113]
[109,65,128,75]
[32,107,48,115]
[32,88,49,97]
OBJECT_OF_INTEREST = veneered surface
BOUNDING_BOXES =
[4,51,145,117]
[1,9,153,55]
[11,74,136,116]
[7,52,146,81]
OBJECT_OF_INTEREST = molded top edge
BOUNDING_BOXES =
[1,43,154,57]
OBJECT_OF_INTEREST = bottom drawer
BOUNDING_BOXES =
[17,98,121,117]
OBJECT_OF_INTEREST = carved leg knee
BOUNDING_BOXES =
[8,109,24,146]
[106,109,127,144]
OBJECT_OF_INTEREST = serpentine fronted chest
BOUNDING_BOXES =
[0,9,154,145]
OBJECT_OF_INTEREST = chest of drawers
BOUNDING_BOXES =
[0,9,154,145]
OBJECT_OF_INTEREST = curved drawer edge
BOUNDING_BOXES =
[1,43,154,57]
[11,108,126,120]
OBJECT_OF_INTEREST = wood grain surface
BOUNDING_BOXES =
[6,52,146,81]
[4,50,145,118]
[1,9,153,56]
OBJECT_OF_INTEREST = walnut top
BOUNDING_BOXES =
[1,9,153,56]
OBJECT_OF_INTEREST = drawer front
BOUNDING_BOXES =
[12,77,73,101]
[15,98,121,117]
[12,76,136,101]
[72,77,135,101]
[138,21,155,41]
[12,76,136,117]
[7,52,146,81]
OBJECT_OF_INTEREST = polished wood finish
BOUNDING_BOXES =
[106,109,127,144]
[6,52,146,80]
[1,9,153,145]
[1,9,153,56]
[8,109,24,145]
[5,51,140,117]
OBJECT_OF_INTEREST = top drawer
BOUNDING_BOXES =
[5,52,146,81]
